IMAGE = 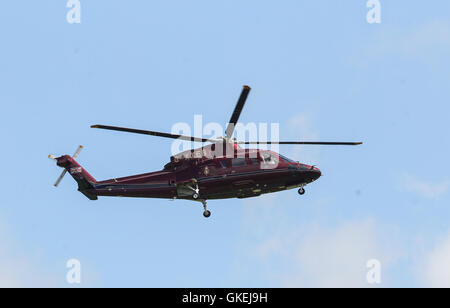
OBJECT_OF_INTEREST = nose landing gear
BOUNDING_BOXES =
[298,187,305,195]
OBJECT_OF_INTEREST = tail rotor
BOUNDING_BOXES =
[49,145,83,187]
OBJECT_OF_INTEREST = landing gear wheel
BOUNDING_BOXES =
[192,193,199,200]
[298,187,305,195]
[201,200,210,218]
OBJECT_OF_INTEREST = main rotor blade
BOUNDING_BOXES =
[237,141,363,145]
[225,85,251,139]
[91,125,215,143]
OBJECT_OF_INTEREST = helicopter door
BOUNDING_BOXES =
[214,158,230,176]
[198,164,216,178]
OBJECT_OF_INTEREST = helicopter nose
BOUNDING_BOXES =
[305,166,321,180]
[297,164,321,181]
[311,167,321,180]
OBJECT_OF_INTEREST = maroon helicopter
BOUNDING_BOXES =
[49,86,362,217]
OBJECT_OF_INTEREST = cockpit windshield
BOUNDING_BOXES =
[279,154,296,163]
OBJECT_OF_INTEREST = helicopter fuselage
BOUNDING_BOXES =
[57,148,321,202]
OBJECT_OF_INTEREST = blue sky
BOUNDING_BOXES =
[1,0,450,287]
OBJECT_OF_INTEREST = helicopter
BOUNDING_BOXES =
[49,85,362,218]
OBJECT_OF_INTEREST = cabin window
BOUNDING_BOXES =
[250,158,260,165]
[231,158,246,167]
[220,160,228,169]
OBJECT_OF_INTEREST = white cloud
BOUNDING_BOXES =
[399,173,449,199]
[285,221,385,287]
[0,256,57,288]
[288,114,319,141]
[364,20,450,59]
[238,197,400,287]
[422,232,450,287]
[0,218,66,287]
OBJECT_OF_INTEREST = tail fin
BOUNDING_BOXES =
[49,146,98,200]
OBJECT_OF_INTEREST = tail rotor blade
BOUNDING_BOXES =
[54,169,67,187]
[73,145,83,159]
